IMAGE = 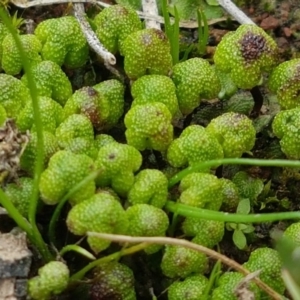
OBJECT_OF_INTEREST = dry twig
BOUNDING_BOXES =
[87,232,283,300]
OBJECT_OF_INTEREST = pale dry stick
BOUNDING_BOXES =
[217,0,255,25]
[87,232,283,300]
[10,0,227,29]
[142,0,160,30]
[73,2,116,65]
[0,207,8,215]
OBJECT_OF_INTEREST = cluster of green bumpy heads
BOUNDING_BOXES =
[1,3,300,300]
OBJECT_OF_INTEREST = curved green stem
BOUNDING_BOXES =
[168,158,300,188]
[59,244,96,260]
[48,170,101,245]
[165,201,300,223]
[69,242,149,282]
[0,189,33,238]
[0,9,52,262]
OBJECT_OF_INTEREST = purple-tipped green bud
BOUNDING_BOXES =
[214,24,278,89]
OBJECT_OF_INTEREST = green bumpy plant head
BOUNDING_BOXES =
[232,171,264,202]
[21,60,72,106]
[66,193,128,253]
[161,244,208,278]
[168,274,208,300]
[131,75,180,118]
[20,131,59,175]
[243,247,285,297]
[183,219,224,248]
[122,28,173,79]
[206,112,256,158]
[4,177,34,217]
[272,108,300,159]
[283,222,300,246]
[214,65,238,100]
[212,271,260,300]
[124,102,173,152]
[95,142,142,197]
[127,169,168,208]
[0,74,30,117]
[172,58,221,115]
[268,59,300,110]
[17,96,63,134]
[63,86,109,131]
[94,133,116,150]
[1,34,42,75]
[34,16,89,68]
[0,22,9,70]
[90,262,136,300]
[94,4,142,55]
[28,261,69,300]
[167,125,223,169]
[39,150,95,206]
[55,114,97,158]
[220,178,240,212]
[63,81,125,131]
[214,24,278,90]
[126,204,169,254]
[93,79,125,129]
[179,172,223,210]
[0,104,6,126]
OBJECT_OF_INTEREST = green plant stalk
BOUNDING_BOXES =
[282,269,300,300]
[69,242,149,282]
[203,258,222,298]
[168,158,300,188]
[165,201,300,223]
[48,169,101,245]
[0,189,33,239]
[59,244,96,260]
[171,6,180,65]
[0,8,52,262]
[197,8,209,56]
[162,0,179,65]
